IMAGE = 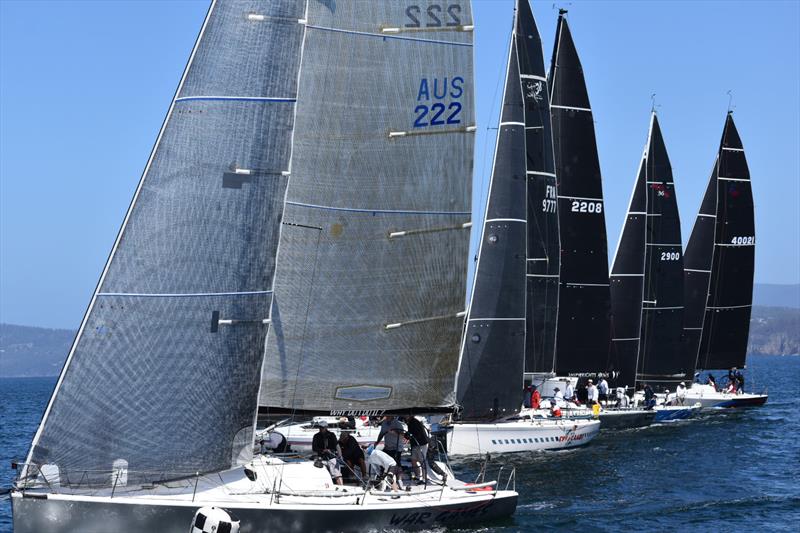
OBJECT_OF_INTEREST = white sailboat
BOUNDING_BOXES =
[10,1,517,530]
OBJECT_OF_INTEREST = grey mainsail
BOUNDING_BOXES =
[684,112,755,371]
[456,7,526,420]
[24,0,305,486]
[259,1,476,415]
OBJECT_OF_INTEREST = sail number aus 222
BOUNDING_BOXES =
[571,200,602,213]
[405,4,462,28]
[413,77,464,128]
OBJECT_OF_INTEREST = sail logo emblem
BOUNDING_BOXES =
[526,81,543,102]
[335,384,393,402]
[650,183,670,198]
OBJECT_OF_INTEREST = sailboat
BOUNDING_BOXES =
[609,112,700,422]
[681,112,767,409]
[11,1,518,531]
[447,0,600,457]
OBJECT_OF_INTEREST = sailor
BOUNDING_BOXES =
[586,379,599,406]
[366,445,400,491]
[554,387,564,402]
[311,420,343,485]
[531,385,542,409]
[338,430,367,482]
[550,402,562,418]
[643,383,656,409]
[404,416,429,485]
[425,432,448,484]
[565,382,575,403]
[707,373,717,391]
[616,387,630,408]
[676,382,687,405]
[375,416,405,473]
[260,430,288,454]
[597,378,609,404]
[728,367,737,388]
[735,369,745,393]
[522,385,533,408]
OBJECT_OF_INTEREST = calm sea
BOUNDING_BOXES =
[1,355,798,532]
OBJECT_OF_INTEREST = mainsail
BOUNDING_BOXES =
[548,12,612,377]
[684,112,755,371]
[259,1,475,415]
[24,0,305,486]
[456,6,526,420]
[517,0,560,375]
[610,113,687,389]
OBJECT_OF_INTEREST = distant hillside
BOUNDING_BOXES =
[748,306,800,356]
[1,307,798,377]
[0,324,73,377]
[754,283,800,309]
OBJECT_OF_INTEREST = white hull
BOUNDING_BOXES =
[446,419,601,456]
[12,455,517,532]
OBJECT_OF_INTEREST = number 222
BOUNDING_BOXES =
[414,102,462,127]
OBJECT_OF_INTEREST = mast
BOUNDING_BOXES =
[24,0,304,487]
[610,113,686,390]
[259,1,476,416]
[548,12,612,378]
[516,0,560,375]
[456,6,526,420]
[684,113,755,371]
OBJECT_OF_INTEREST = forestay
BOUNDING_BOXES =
[549,13,612,377]
[684,113,755,371]
[456,5,525,420]
[259,0,475,415]
[24,0,304,487]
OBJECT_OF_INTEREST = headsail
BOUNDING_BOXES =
[516,0,560,375]
[456,7,526,420]
[684,113,755,371]
[24,0,304,486]
[610,114,687,389]
[548,12,612,377]
[259,1,475,416]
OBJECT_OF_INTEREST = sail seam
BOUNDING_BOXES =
[558,195,603,201]
[565,282,609,287]
[715,243,755,247]
[527,274,558,278]
[684,269,711,273]
[611,273,644,277]
[499,121,525,126]
[526,170,556,177]
[520,74,546,81]
[467,317,526,321]
[646,243,681,246]
[722,147,744,152]
[305,24,473,47]
[384,310,466,330]
[717,177,749,182]
[612,337,639,341]
[285,200,470,216]
[643,306,683,310]
[707,304,751,309]
[486,218,526,223]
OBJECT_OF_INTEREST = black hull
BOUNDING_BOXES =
[11,491,518,533]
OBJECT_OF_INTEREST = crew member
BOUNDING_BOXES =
[404,416,429,485]
[311,420,343,485]
[586,379,599,406]
[597,378,609,404]
[676,382,687,405]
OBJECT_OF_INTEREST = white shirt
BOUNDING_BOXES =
[676,385,687,398]
[598,379,609,395]
[261,431,284,453]
[368,449,396,475]
[554,390,564,400]
[565,384,574,399]
[587,385,599,402]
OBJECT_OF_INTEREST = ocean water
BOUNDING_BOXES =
[2,355,798,532]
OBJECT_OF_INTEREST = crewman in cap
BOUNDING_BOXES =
[312,420,343,485]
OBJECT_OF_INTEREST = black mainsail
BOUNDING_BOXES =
[610,113,687,389]
[684,112,755,371]
[548,12,612,377]
[518,0,560,375]
[456,7,526,420]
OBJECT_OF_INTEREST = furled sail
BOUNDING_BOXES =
[548,12,612,377]
[517,0,560,375]
[456,8,525,420]
[259,1,475,415]
[610,114,687,389]
[24,0,305,486]
[684,112,755,371]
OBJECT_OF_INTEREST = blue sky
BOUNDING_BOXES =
[1,0,798,329]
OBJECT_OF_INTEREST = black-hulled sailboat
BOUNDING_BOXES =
[682,112,767,408]
[448,0,599,456]
[11,2,518,531]
[609,112,699,422]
